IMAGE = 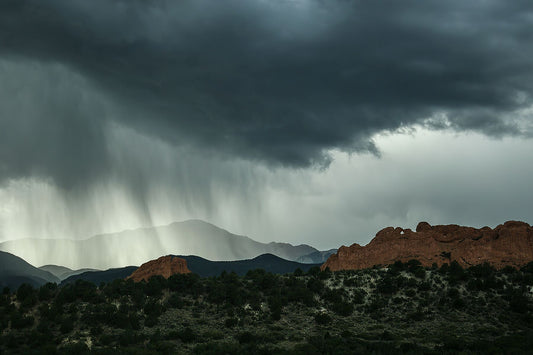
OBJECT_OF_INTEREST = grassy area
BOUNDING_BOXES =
[1,260,532,354]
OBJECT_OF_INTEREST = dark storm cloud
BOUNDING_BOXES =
[0,60,111,188]
[1,0,533,186]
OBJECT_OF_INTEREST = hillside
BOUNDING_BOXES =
[61,267,138,286]
[61,253,321,283]
[323,220,533,271]
[0,251,59,290]
[177,253,320,277]
[1,261,532,353]
[297,249,337,264]
[39,265,98,281]
[0,220,318,269]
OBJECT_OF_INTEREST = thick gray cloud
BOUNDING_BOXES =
[0,60,111,188]
[1,0,533,188]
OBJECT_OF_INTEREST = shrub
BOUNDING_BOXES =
[166,293,184,308]
[413,268,426,279]
[508,289,530,313]
[377,276,398,294]
[16,284,36,308]
[237,331,257,344]
[307,278,324,294]
[10,313,34,329]
[38,283,57,301]
[144,315,158,327]
[176,327,196,343]
[59,342,89,354]
[60,316,75,334]
[352,289,366,304]
[331,301,354,316]
[224,317,238,328]
[73,279,98,302]
[307,267,321,277]
[314,313,332,325]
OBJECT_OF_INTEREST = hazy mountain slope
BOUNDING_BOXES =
[296,249,338,264]
[0,251,59,289]
[61,267,138,285]
[39,265,99,281]
[38,265,72,278]
[0,220,318,269]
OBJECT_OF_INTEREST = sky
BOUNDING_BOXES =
[0,0,532,250]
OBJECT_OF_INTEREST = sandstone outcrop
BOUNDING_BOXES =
[127,255,191,282]
[322,221,533,271]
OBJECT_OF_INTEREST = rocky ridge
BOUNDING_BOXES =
[126,255,190,282]
[322,221,533,271]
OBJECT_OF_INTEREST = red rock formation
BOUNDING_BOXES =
[126,255,191,282]
[322,221,533,271]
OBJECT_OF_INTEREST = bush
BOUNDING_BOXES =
[413,268,426,279]
[389,260,405,274]
[224,317,238,328]
[508,289,530,313]
[314,312,332,325]
[144,299,164,317]
[10,313,34,329]
[237,331,257,344]
[449,261,468,283]
[73,279,98,302]
[17,284,37,308]
[177,327,196,343]
[144,315,158,327]
[60,316,75,334]
[38,283,57,301]
[167,293,184,308]
[331,301,354,316]
[307,267,321,277]
[377,276,398,294]
[119,329,144,346]
[146,275,167,297]
[59,341,89,354]
[307,278,324,294]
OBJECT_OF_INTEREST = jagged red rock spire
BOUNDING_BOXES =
[126,255,191,282]
[322,221,533,271]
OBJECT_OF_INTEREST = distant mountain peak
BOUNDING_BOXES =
[0,251,59,289]
[0,220,318,269]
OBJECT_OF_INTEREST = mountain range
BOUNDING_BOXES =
[0,220,320,269]
[62,253,320,284]
[61,267,139,286]
[0,251,59,289]
[2,219,533,291]
[38,265,98,281]
[176,253,320,277]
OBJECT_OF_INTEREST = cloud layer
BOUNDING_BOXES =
[1,0,532,188]
[1,1,533,248]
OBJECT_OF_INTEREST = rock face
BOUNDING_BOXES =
[127,255,191,282]
[322,221,533,271]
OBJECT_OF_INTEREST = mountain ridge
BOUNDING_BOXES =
[0,220,318,269]
[62,253,321,283]
[0,251,59,289]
